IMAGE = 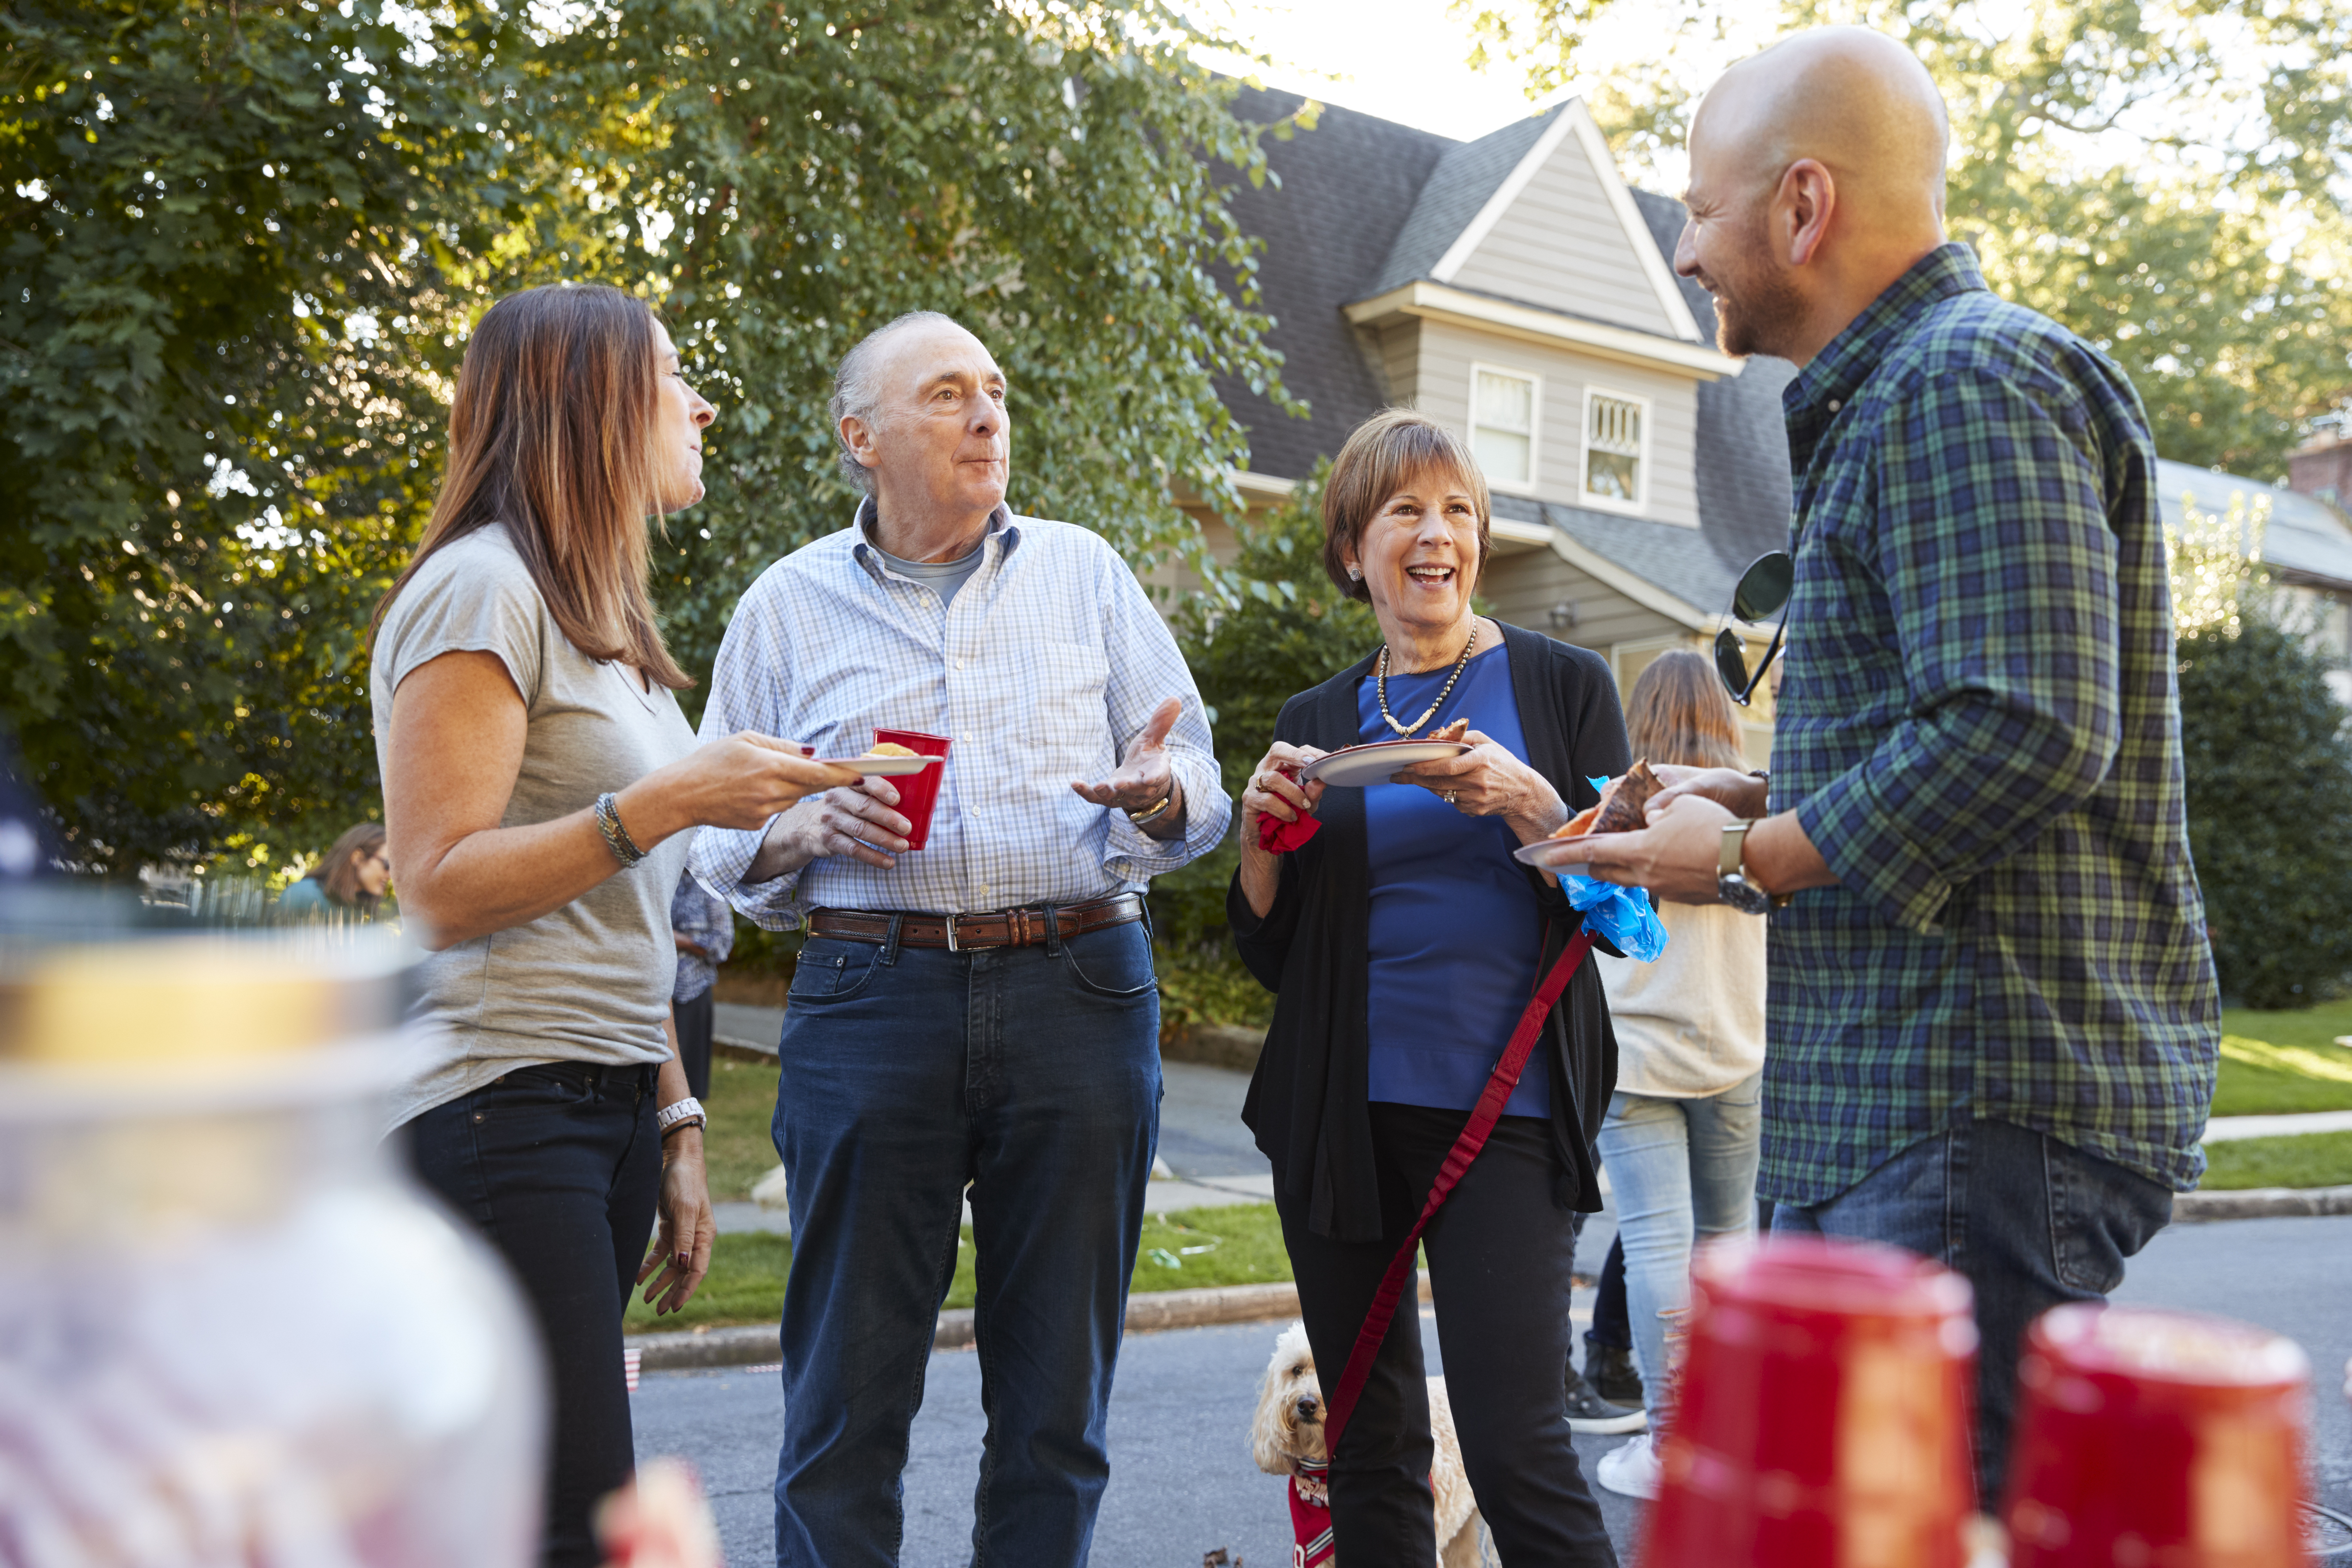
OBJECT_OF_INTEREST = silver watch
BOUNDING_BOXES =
[1717,823,1773,916]
[656,1096,707,1136]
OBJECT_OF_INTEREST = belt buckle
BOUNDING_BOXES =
[943,913,958,953]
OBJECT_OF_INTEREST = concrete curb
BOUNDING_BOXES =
[2172,1183,2352,1223]
[629,1274,1435,1372]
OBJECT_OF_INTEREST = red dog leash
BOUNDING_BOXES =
[1317,925,1599,1455]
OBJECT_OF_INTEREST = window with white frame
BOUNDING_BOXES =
[1470,367,1538,490]
[1583,389,1647,510]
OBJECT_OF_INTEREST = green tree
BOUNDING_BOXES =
[2176,612,2352,1007]
[1,0,1293,873]
[1459,0,2352,476]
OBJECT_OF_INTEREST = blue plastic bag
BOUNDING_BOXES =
[1557,775,1669,961]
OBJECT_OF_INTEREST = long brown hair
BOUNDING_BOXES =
[1626,648,1746,770]
[1321,409,1492,603]
[308,821,387,912]
[373,283,691,689]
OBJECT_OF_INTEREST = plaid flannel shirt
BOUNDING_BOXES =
[1763,243,2220,1207]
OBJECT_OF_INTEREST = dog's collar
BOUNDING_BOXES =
[1294,1457,1328,1478]
[1288,1458,1335,1565]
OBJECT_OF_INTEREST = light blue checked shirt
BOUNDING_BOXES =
[689,500,1231,928]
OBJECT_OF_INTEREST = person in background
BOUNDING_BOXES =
[669,868,732,1099]
[1586,650,1767,1500]
[277,822,393,921]
[1569,27,2218,1496]
[1233,408,1623,1565]
[689,310,1228,1568]
[1583,1235,1643,1410]
[372,281,854,1568]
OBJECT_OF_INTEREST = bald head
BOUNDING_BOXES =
[1696,26,1950,231]
[1675,27,1952,364]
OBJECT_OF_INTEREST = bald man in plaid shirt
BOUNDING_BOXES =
[1570,31,2220,1497]
[691,312,1229,1567]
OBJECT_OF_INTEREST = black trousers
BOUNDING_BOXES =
[1277,1103,1618,1566]
[671,986,714,1099]
[409,1061,663,1568]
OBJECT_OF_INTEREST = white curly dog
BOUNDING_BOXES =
[1250,1321,1497,1567]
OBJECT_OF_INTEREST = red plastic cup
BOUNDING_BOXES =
[1646,1235,1978,1568]
[2003,1305,2309,1568]
[872,728,951,852]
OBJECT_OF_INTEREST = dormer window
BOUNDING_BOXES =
[1471,366,1539,492]
[1582,389,1648,513]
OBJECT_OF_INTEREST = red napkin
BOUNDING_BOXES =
[1257,812,1323,853]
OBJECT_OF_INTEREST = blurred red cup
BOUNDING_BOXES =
[873,729,951,852]
[2003,1305,2309,1568]
[1646,1235,1978,1568]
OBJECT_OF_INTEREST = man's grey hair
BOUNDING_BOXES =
[829,309,963,495]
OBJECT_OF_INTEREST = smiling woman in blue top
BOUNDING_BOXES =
[1232,409,1628,1565]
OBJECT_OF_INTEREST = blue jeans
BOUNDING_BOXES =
[1771,1117,2173,1500]
[769,918,1162,1568]
[1593,1074,1762,1426]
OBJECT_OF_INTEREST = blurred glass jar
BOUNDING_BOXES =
[0,917,543,1567]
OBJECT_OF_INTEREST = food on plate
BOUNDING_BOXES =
[1552,760,1663,839]
[1426,717,1470,744]
[867,741,919,758]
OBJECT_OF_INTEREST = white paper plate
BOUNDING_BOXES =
[1297,740,1473,788]
[816,753,946,777]
[1511,838,1595,876]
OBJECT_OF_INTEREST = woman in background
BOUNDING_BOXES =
[277,821,392,920]
[1587,649,1767,1500]
[371,282,853,1567]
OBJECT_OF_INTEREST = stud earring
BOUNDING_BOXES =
[1347,564,1363,581]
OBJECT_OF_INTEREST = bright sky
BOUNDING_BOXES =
[1191,0,1540,145]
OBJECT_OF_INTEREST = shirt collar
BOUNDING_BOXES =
[850,496,1019,582]
[1783,242,1987,443]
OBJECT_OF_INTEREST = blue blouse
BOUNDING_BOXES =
[1359,646,1549,1118]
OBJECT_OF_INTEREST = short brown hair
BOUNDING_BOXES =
[373,283,692,690]
[1625,649,1746,770]
[1320,409,1492,603]
[310,821,388,912]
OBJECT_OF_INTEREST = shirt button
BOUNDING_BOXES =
[956,658,967,671]
[1827,398,1843,413]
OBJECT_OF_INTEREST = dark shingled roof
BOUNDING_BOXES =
[1213,85,1450,486]
[1214,92,1800,617]
[1370,107,1565,294]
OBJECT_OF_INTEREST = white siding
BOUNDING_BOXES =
[1446,134,1678,337]
[1480,546,1686,653]
[1400,319,1702,528]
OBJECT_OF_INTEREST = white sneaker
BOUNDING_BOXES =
[1595,1433,1661,1501]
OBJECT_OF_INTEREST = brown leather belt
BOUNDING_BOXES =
[806,894,1145,952]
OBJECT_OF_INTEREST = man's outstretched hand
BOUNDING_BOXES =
[1073,696,1187,838]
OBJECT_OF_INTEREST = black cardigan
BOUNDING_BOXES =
[1228,622,1633,1243]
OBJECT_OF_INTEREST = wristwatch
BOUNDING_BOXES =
[1718,822,1782,916]
[657,1096,707,1139]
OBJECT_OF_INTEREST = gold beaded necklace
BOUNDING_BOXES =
[1374,622,1479,738]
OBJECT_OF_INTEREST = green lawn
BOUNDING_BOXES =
[2200,1130,2352,1191]
[703,1053,783,1203]
[2213,998,2352,1116]
[627,1202,1293,1335]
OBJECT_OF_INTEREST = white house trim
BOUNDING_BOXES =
[1562,99,1705,344]
[1344,280,1745,380]
[1429,107,1582,285]
[1226,467,1300,500]
[1545,530,1712,631]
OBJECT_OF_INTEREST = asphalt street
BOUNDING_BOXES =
[635,1207,2349,1564]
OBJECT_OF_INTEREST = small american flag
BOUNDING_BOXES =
[623,1348,643,1393]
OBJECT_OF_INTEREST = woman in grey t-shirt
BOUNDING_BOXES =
[372,283,854,1568]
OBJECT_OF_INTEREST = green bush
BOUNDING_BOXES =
[2177,615,2352,1007]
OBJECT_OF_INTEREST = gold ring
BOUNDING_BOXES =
[1443,790,1458,805]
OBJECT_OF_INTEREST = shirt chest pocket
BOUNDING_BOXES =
[1028,641,1114,775]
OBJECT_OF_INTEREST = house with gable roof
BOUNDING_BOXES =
[1196,85,1800,763]
[1188,83,2352,741]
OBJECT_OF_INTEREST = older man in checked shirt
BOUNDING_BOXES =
[1568,30,2220,1498]
[690,311,1229,1568]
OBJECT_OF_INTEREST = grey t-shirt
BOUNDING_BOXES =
[370,524,697,1129]
[872,540,984,608]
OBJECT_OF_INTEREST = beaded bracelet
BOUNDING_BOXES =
[594,791,646,868]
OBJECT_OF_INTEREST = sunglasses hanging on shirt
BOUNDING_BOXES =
[1715,551,1793,707]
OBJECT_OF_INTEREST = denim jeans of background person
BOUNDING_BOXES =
[689,312,1228,1568]
[669,869,733,1099]
[1566,30,2220,1499]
